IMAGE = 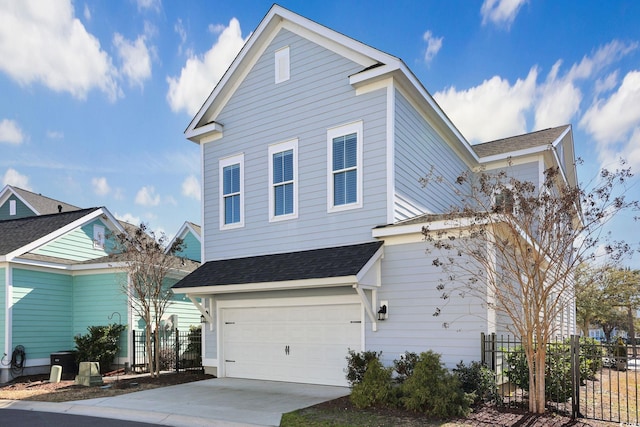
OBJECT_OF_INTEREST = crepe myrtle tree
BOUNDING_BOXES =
[420,160,638,414]
[110,223,184,378]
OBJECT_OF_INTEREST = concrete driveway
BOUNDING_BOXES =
[1,378,350,427]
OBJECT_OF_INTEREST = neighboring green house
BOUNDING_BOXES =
[0,185,200,383]
[168,221,202,263]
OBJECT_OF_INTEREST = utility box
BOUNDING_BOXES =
[50,351,77,380]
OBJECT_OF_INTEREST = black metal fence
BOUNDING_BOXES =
[481,333,639,423]
[132,328,202,373]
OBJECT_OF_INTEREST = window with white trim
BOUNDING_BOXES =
[93,224,105,249]
[328,121,363,212]
[275,46,290,84]
[268,139,298,221]
[219,154,244,229]
[9,199,16,216]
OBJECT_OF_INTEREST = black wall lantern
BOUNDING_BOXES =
[377,304,387,321]
[200,310,209,323]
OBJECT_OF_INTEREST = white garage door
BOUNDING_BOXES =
[222,303,361,386]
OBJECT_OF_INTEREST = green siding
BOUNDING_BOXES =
[32,219,111,261]
[12,269,74,359]
[0,196,36,220]
[73,272,129,356]
[177,231,201,262]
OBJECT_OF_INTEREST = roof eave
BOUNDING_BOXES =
[175,275,359,295]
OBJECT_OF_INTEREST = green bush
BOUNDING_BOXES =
[453,361,500,404]
[579,337,603,380]
[393,351,418,383]
[74,323,126,374]
[399,351,472,418]
[345,349,382,387]
[350,358,396,409]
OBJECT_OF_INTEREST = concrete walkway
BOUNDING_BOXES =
[0,378,350,427]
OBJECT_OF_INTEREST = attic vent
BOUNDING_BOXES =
[275,46,290,84]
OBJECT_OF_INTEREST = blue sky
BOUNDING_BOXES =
[1,1,639,266]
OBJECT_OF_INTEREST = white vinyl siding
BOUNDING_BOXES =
[219,154,244,229]
[327,121,363,212]
[268,139,298,221]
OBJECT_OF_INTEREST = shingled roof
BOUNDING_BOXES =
[471,125,569,158]
[173,241,383,289]
[0,208,99,255]
[7,185,81,215]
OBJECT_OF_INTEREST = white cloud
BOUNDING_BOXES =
[167,18,247,115]
[92,177,111,196]
[0,119,25,144]
[533,60,582,130]
[2,168,31,190]
[182,175,201,200]
[136,0,161,13]
[594,71,619,95]
[115,212,142,227]
[135,185,161,206]
[422,31,443,64]
[580,70,640,145]
[114,33,152,88]
[46,130,64,139]
[0,0,120,100]
[208,23,226,34]
[481,0,527,28]
[435,68,538,142]
[83,4,91,21]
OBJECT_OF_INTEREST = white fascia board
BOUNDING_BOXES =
[173,275,359,296]
[5,208,108,260]
[372,217,473,238]
[355,246,384,286]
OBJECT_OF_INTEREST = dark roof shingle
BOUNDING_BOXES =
[472,125,569,158]
[172,241,384,289]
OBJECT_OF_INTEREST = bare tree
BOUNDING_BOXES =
[421,162,638,413]
[111,223,184,378]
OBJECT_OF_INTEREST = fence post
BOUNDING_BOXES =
[175,328,180,373]
[570,335,581,419]
[481,333,486,366]
[132,330,136,372]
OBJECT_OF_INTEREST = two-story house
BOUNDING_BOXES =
[173,5,577,387]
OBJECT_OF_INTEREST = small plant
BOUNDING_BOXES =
[74,323,126,374]
[350,358,395,409]
[393,351,418,383]
[158,348,176,371]
[399,351,472,418]
[453,361,500,404]
[345,349,382,387]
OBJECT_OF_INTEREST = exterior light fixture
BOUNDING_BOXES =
[377,304,387,321]
[200,310,209,323]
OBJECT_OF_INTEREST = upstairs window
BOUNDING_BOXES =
[327,121,363,212]
[269,139,298,221]
[219,154,244,229]
[493,188,516,215]
[9,199,16,216]
[275,46,290,84]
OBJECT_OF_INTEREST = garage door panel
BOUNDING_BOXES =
[222,303,361,386]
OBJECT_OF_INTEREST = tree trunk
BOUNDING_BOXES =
[527,346,547,414]
[145,326,155,378]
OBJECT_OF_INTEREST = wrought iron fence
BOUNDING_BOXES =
[132,328,202,373]
[481,333,639,423]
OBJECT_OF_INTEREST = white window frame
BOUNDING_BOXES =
[219,153,245,230]
[268,139,298,222]
[327,121,363,213]
[275,46,290,84]
[93,224,105,249]
[9,199,16,216]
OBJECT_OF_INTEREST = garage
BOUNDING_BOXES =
[221,302,362,386]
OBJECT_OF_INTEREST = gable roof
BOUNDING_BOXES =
[472,125,570,159]
[173,241,383,291]
[0,208,100,256]
[185,4,478,167]
[0,185,81,215]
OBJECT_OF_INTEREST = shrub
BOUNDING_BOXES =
[399,351,472,418]
[350,358,396,409]
[158,348,176,371]
[345,349,382,387]
[453,361,500,404]
[74,323,126,374]
[393,351,418,383]
[579,337,603,380]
